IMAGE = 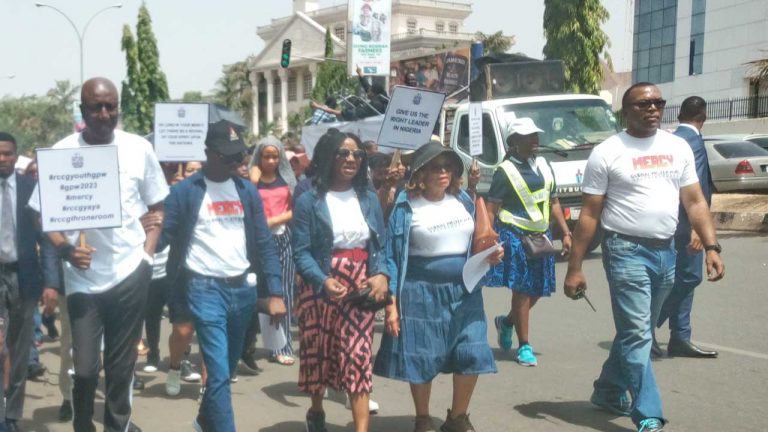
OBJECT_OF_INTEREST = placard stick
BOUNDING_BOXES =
[177,163,184,178]
[389,149,401,170]
[78,231,86,248]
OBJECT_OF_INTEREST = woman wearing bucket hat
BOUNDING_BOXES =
[374,141,503,432]
[486,118,572,367]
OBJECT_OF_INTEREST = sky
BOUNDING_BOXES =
[0,0,632,99]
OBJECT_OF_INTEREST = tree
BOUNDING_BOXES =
[746,50,768,91]
[543,0,612,95]
[120,3,169,135]
[214,61,253,126]
[474,31,514,55]
[311,29,358,102]
[0,80,78,155]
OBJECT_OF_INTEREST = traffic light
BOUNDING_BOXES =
[280,39,291,68]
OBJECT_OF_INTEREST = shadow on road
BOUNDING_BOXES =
[260,381,304,407]
[514,400,633,431]
[260,415,443,432]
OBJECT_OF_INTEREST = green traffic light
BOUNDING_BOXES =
[280,39,291,68]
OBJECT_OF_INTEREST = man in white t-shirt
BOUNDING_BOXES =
[160,120,286,432]
[563,83,725,432]
[28,78,168,432]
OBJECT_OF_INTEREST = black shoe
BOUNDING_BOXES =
[133,374,145,391]
[668,338,718,358]
[651,338,663,359]
[5,419,20,432]
[240,351,263,375]
[127,422,142,432]
[42,314,59,340]
[27,363,47,380]
[58,399,73,422]
[305,410,328,432]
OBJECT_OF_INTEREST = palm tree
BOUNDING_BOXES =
[746,52,768,85]
[215,61,253,126]
[474,31,515,55]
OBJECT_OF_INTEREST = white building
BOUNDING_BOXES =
[632,0,768,103]
[247,0,477,135]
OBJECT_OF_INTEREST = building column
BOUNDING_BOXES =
[309,63,318,93]
[278,68,289,133]
[249,71,261,137]
[265,70,275,126]
[297,69,305,104]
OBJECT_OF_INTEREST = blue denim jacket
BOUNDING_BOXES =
[159,172,283,297]
[292,187,388,292]
[385,189,479,297]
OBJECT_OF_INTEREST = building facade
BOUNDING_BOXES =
[632,0,768,103]
[247,0,477,135]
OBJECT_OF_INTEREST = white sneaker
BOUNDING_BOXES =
[181,360,202,382]
[166,368,181,396]
[143,364,158,373]
[192,418,203,432]
[344,394,380,412]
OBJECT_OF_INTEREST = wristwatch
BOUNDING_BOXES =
[57,243,75,260]
[704,243,722,254]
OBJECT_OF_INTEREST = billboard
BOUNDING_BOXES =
[389,48,470,97]
[348,0,391,76]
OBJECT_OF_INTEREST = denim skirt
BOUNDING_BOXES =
[373,266,497,384]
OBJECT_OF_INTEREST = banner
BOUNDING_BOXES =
[36,146,122,232]
[300,115,386,158]
[153,103,209,162]
[377,86,445,150]
[348,0,391,76]
[389,48,470,98]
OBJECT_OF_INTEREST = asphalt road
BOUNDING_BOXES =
[21,232,768,431]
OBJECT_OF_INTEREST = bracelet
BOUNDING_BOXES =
[56,243,75,260]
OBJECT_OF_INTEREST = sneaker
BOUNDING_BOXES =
[127,422,142,432]
[590,390,631,416]
[240,351,263,375]
[143,352,159,373]
[197,386,206,404]
[344,394,380,412]
[166,368,181,396]
[192,418,203,432]
[516,344,538,366]
[440,409,475,432]
[230,370,238,383]
[306,410,328,432]
[494,315,513,352]
[27,362,47,380]
[133,373,145,391]
[58,399,73,422]
[414,415,436,432]
[181,360,202,382]
[637,418,664,432]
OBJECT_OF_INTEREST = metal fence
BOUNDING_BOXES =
[662,95,768,124]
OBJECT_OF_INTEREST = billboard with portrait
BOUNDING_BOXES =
[348,0,391,76]
[389,48,470,98]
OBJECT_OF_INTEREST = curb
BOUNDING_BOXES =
[712,212,768,232]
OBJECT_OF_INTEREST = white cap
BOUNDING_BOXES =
[504,117,543,141]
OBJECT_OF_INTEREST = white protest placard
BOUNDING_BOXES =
[36,146,122,232]
[348,0,391,76]
[468,102,483,156]
[377,86,446,150]
[153,103,209,161]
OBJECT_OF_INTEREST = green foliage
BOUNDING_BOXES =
[120,3,169,135]
[311,29,357,102]
[543,0,612,95]
[0,80,78,155]
[181,91,205,102]
[474,31,513,55]
[287,107,312,134]
[214,61,253,126]
[258,121,277,138]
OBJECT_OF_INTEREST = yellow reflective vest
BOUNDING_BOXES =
[497,157,555,233]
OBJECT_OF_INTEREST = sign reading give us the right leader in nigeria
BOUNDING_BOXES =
[377,85,446,150]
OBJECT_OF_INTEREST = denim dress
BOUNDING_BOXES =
[373,191,497,384]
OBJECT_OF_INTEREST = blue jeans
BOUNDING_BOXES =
[594,233,675,425]
[187,273,256,432]
[657,230,703,341]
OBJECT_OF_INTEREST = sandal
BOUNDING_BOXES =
[271,354,295,366]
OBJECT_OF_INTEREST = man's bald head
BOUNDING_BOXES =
[80,77,118,103]
[80,77,119,144]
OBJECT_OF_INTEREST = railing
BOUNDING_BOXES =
[662,95,768,124]
[391,28,475,41]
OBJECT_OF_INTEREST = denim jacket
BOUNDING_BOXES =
[292,187,388,292]
[159,172,283,297]
[385,189,479,298]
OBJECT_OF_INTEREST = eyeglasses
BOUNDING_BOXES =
[217,151,245,164]
[632,99,667,110]
[82,102,118,113]
[335,149,366,160]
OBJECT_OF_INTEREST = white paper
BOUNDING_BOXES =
[377,86,446,150]
[153,103,209,161]
[259,313,287,352]
[462,243,501,293]
[36,146,122,232]
[468,102,483,156]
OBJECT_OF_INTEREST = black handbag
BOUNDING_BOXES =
[521,233,559,257]
[344,287,392,312]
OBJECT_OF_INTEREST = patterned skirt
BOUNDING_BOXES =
[296,249,374,395]
[487,222,556,297]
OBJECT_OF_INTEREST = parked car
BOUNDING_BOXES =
[705,134,768,151]
[705,140,768,192]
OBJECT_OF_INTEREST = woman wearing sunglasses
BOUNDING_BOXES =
[374,141,503,432]
[292,130,389,432]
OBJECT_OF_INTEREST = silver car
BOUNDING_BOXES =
[705,140,768,192]
[705,134,768,151]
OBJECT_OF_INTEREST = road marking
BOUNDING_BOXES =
[694,340,768,360]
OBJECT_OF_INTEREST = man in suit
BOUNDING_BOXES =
[656,96,719,358]
[0,132,58,432]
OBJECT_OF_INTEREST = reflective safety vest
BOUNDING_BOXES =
[497,157,554,232]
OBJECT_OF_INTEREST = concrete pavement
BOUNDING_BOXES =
[19,232,768,431]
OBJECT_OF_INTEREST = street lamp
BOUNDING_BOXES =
[35,2,123,85]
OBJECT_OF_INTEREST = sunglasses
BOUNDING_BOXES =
[82,102,118,113]
[427,161,455,173]
[632,99,667,110]
[217,151,245,164]
[335,149,366,160]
